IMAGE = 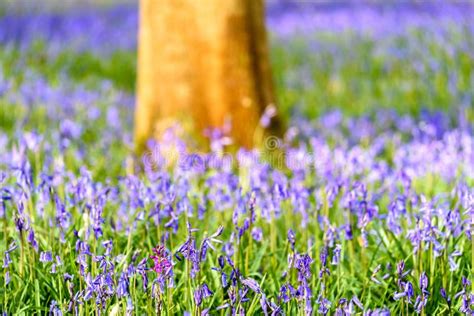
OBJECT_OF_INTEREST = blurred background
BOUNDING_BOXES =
[1,0,473,158]
[1,1,472,118]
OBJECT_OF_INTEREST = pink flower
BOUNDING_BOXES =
[150,245,171,275]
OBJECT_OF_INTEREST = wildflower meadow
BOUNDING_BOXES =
[1,2,474,315]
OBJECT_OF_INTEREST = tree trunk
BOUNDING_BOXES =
[134,0,278,152]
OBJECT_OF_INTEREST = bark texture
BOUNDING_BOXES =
[135,0,278,152]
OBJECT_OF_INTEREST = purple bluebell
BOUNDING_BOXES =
[317,295,331,315]
[49,300,62,316]
[331,244,342,265]
[241,278,261,294]
[194,283,213,306]
[251,227,263,242]
[5,271,10,286]
[40,251,53,263]
[287,229,296,251]
[2,242,17,268]
[26,228,38,251]
[116,272,129,298]
[126,296,134,316]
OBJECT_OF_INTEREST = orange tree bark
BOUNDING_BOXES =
[134,0,279,152]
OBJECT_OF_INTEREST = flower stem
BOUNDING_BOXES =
[19,231,25,277]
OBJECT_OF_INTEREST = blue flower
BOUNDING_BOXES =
[40,251,53,263]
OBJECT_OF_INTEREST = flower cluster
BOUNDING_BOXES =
[0,1,474,315]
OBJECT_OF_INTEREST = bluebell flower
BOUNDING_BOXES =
[2,242,17,268]
[126,296,134,316]
[279,284,294,303]
[49,300,62,316]
[241,278,261,294]
[63,273,74,281]
[440,288,451,307]
[317,295,331,315]
[194,283,213,306]
[331,244,342,265]
[117,272,129,298]
[5,271,10,286]
[27,229,38,251]
[251,227,263,242]
[287,229,296,251]
[40,251,53,263]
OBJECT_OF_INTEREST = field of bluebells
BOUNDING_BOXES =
[1,2,474,315]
